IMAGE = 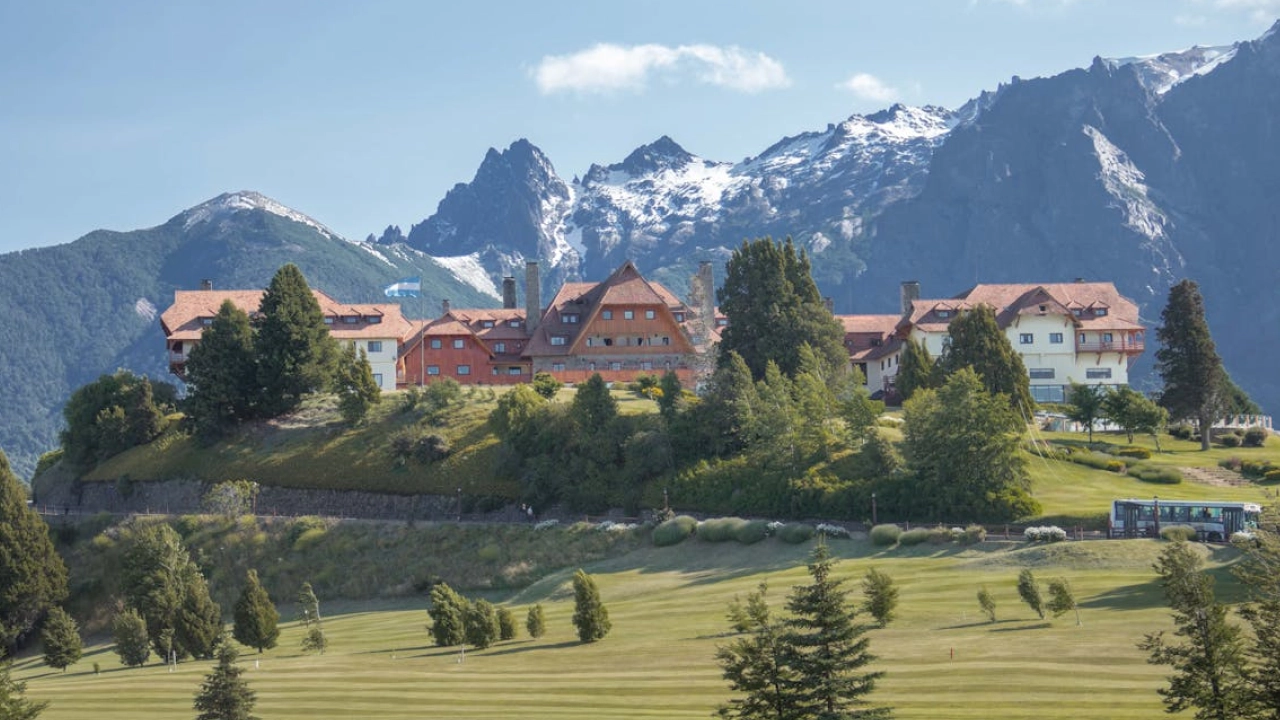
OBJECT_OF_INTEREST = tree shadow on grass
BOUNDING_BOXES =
[353,644,434,656]
[987,621,1052,632]
[937,618,1022,631]
[480,640,579,657]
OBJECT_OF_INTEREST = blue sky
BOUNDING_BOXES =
[0,0,1275,254]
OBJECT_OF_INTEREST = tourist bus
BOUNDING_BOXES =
[1109,498,1261,540]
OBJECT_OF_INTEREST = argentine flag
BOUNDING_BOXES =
[383,277,422,298]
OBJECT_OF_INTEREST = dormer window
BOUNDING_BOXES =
[936,310,952,319]
[1094,308,1108,316]
[342,316,359,324]
[1072,309,1084,317]
[563,313,579,324]
[508,319,521,328]
[673,312,685,322]
[200,317,214,326]
[367,316,381,324]
[550,335,567,346]
[717,318,728,327]
[493,342,506,353]
[323,316,335,325]
[482,320,495,328]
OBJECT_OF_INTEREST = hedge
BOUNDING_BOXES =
[1128,464,1183,485]
[899,528,930,546]
[653,515,698,547]
[776,523,815,544]
[1160,525,1198,542]
[869,524,903,547]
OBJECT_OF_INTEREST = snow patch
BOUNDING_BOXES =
[430,253,502,299]
[183,191,344,240]
[1106,45,1236,95]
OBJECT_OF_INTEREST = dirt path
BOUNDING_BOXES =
[1179,465,1249,487]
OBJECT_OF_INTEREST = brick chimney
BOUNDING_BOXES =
[525,261,541,335]
[502,276,517,309]
[900,280,920,316]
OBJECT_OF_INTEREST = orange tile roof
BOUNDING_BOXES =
[161,289,415,342]
[897,282,1143,335]
[837,314,900,334]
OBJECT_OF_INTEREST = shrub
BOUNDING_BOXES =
[1231,531,1258,548]
[1169,424,1193,440]
[815,523,851,539]
[531,372,562,399]
[696,518,744,543]
[869,524,903,547]
[960,525,987,545]
[287,516,328,547]
[1219,457,1243,472]
[627,374,660,395]
[1243,427,1269,448]
[1218,433,1242,448]
[1160,525,1198,542]
[733,520,770,545]
[1105,460,1126,473]
[652,516,698,547]
[1024,526,1068,543]
[1241,459,1278,478]
[898,528,930,546]
[390,429,452,464]
[776,523,815,544]
[1116,446,1152,460]
[1263,469,1280,485]
[926,527,953,545]
[1127,465,1183,485]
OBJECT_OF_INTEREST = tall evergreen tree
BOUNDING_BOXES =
[0,656,47,720]
[939,305,1034,417]
[111,609,151,667]
[1016,570,1045,620]
[571,569,611,643]
[894,338,937,403]
[657,370,683,423]
[463,600,501,650]
[254,263,338,418]
[698,352,760,457]
[717,237,847,380]
[176,575,224,660]
[716,583,797,720]
[1235,519,1280,718]
[570,374,618,431]
[1155,280,1226,452]
[427,583,468,647]
[232,570,279,653]
[39,608,81,672]
[193,639,259,720]
[333,343,381,425]
[184,301,258,436]
[1140,541,1250,720]
[297,582,321,629]
[121,522,219,660]
[0,449,68,652]
[526,604,546,639]
[1065,383,1106,443]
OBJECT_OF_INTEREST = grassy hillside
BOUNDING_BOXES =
[13,532,1255,720]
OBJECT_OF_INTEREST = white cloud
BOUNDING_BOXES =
[1174,13,1209,26]
[533,43,790,94]
[1213,0,1280,23]
[837,73,900,102]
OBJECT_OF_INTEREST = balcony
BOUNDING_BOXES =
[1077,337,1144,353]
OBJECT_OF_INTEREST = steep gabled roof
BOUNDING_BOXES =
[897,281,1143,335]
[161,289,414,342]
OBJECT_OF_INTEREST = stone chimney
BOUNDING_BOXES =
[201,279,213,291]
[525,261,541,334]
[900,280,920,316]
[502,276,517,309]
[698,260,715,328]
[441,299,450,316]
[823,296,834,314]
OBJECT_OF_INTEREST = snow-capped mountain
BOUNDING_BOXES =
[1106,44,1238,95]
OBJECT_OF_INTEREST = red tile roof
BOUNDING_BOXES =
[161,290,415,342]
[897,282,1143,334]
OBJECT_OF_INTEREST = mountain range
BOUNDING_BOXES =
[2,22,1277,478]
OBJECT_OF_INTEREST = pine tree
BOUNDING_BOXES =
[184,301,258,436]
[334,343,381,425]
[1155,280,1226,452]
[39,607,81,672]
[861,569,899,628]
[977,586,997,623]
[297,582,320,629]
[894,338,937,402]
[0,449,68,652]
[497,607,518,641]
[939,304,1035,417]
[571,569,611,643]
[570,374,618,431]
[699,352,760,457]
[1065,383,1105,443]
[111,608,151,667]
[1139,541,1250,720]
[1016,570,1045,620]
[193,639,259,720]
[717,237,848,381]
[232,570,279,653]
[525,604,546,639]
[0,656,47,720]
[1236,520,1280,717]
[427,583,468,647]
[716,582,797,720]
[176,574,223,660]
[657,370,683,423]
[254,263,338,418]
[121,523,195,658]
[463,600,500,650]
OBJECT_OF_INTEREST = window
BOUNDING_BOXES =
[645,310,655,320]
[936,310,952,318]
[508,319,521,328]
[452,339,464,349]
[482,320,494,328]
[661,336,670,346]
[602,310,613,320]
[1019,333,1034,344]
[1086,368,1113,379]
[563,313,579,324]
[1102,332,1114,343]
[1049,333,1063,344]
[323,317,334,325]
[602,337,613,346]
[586,337,593,347]
[367,316,381,324]
[508,367,522,375]
[200,317,214,326]
[492,367,499,375]
[1029,368,1055,379]
[457,365,471,376]
[640,361,653,371]
[717,318,728,327]
[1031,385,1065,403]
[430,339,442,349]
[427,365,440,376]
[605,362,619,371]
[368,341,383,353]
[623,310,634,320]
[551,362,566,372]
[1079,333,1087,344]
[1072,309,1084,317]
[373,373,383,387]
[493,342,506,353]
[673,312,685,322]
[1094,308,1108,316]
[551,335,567,346]
[343,316,359,324]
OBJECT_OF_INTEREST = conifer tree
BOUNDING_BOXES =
[894,337,937,402]
[0,656,47,720]
[111,609,151,667]
[571,569,611,643]
[297,582,320,629]
[193,639,258,720]
[1017,570,1045,620]
[334,343,381,424]
[861,569,899,628]
[254,263,338,418]
[184,301,258,436]
[232,570,279,653]
[463,600,500,650]
[716,582,796,720]
[939,304,1034,417]
[0,449,68,652]
[497,607,518,641]
[1236,519,1280,717]
[1156,280,1227,451]
[570,374,617,431]
[699,352,759,457]
[40,607,82,672]
[122,523,213,659]
[657,370,683,423]
[1139,541,1249,720]
[427,583,468,647]
[525,604,546,639]
[176,575,224,660]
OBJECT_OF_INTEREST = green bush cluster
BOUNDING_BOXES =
[1218,433,1242,448]
[869,524,902,547]
[696,517,746,543]
[1159,525,1198,541]
[959,525,987,545]
[1169,424,1194,440]
[776,523,815,544]
[1115,446,1152,460]
[1127,464,1183,485]
[1243,427,1269,447]
[898,528,930,546]
[1264,469,1280,484]
[652,515,698,547]
[734,520,770,545]
[390,430,452,464]
[1239,459,1278,479]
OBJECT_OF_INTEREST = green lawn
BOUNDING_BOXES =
[13,537,1249,720]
